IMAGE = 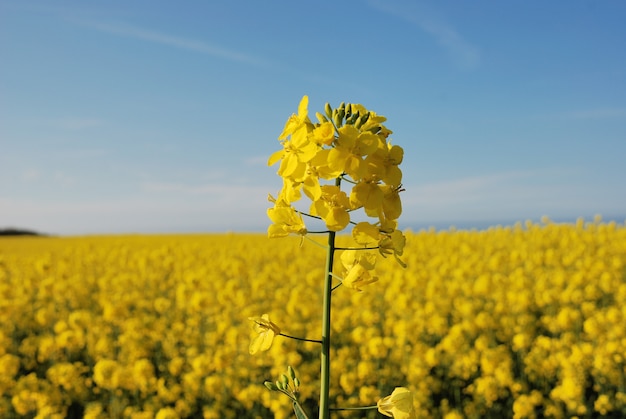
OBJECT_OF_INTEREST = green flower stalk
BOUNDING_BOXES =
[264,366,310,419]
[250,95,411,418]
[320,210,337,419]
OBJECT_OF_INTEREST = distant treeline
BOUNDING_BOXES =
[0,228,47,236]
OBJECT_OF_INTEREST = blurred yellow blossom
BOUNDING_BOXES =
[0,217,624,417]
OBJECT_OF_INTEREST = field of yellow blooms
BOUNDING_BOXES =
[1,217,626,419]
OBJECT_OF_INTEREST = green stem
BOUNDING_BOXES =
[334,246,379,251]
[319,177,341,419]
[279,333,322,344]
[303,236,331,251]
[330,405,378,411]
[319,228,335,419]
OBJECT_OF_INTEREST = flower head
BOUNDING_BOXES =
[377,387,415,419]
[248,314,281,355]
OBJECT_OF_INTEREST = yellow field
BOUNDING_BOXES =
[1,218,625,418]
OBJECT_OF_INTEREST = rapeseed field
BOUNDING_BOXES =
[1,217,625,418]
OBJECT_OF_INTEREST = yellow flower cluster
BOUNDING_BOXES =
[1,217,625,418]
[267,95,406,290]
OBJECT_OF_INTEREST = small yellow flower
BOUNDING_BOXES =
[248,314,281,355]
[279,95,311,140]
[352,221,380,246]
[311,121,335,146]
[379,229,407,267]
[350,181,384,217]
[267,196,307,238]
[381,185,403,220]
[310,185,351,232]
[343,263,377,291]
[340,250,378,291]
[377,387,415,419]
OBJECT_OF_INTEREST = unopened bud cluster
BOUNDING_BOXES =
[264,366,302,402]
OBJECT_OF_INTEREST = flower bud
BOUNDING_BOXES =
[333,112,343,128]
[276,380,285,391]
[324,102,333,119]
[315,112,328,123]
[338,104,346,121]
[356,112,370,129]
[281,374,289,387]
[348,103,356,116]
[288,365,296,381]
[347,111,360,125]
[264,381,279,391]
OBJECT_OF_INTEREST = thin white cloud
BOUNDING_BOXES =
[52,171,77,187]
[76,20,269,67]
[141,181,223,195]
[10,168,79,188]
[141,180,271,203]
[244,155,271,166]
[0,191,271,235]
[403,170,539,209]
[368,0,480,69]
[401,169,624,225]
[20,169,41,182]
[2,168,624,234]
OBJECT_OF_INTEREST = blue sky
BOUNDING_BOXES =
[1,0,625,235]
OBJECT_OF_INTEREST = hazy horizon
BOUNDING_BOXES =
[3,213,625,238]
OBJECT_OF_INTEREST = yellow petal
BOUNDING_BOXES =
[297,95,309,119]
[325,207,350,232]
[352,222,379,246]
[268,149,284,167]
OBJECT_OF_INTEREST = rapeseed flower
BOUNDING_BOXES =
[378,229,406,266]
[279,95,312,141]
[269,95,317,180]
[248,314,281,355]
[352,221,380,246]
[2,216,626,417]
[339,250,378,291]
[267,196,307,238]
[310,185,351,232]
[350,180,384,217]
[327,125,380,181]
[377,387,415,419]
[311,121,335,146]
